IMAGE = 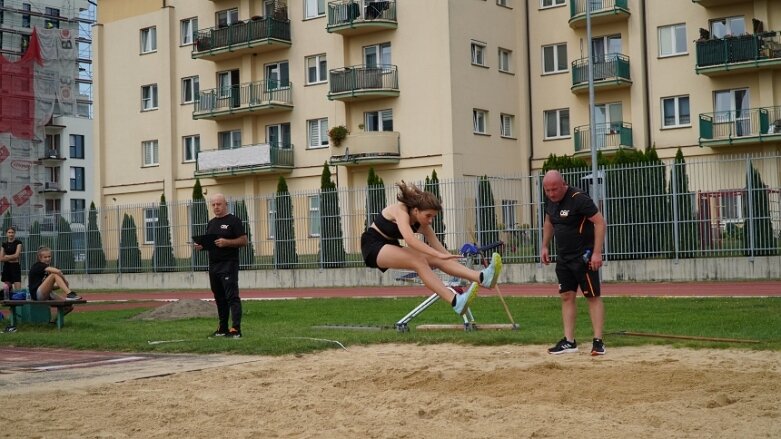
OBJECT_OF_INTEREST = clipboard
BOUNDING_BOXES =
[192,234,220,250]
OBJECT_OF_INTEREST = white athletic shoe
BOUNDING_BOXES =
[453,282,479,315]
[480,253,503,289]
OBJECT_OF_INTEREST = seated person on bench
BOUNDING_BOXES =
[28,246,82,322]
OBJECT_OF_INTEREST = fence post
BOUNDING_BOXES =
[116,205,122,274]
[536,172,545,267]
[670,161,680,262]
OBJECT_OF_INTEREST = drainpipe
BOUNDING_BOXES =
[525,0,534,174]
[641,0,652,149]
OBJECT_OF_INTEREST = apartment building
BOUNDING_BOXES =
[0,0,94,232]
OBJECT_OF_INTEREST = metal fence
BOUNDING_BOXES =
[2,154,779,274]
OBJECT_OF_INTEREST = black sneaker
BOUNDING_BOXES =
[211,328,228,338]
[66,292,82,301]
[548,338,578,355]
[591,338,606,356]
[226,328,242,339]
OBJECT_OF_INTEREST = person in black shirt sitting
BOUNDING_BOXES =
[28,246,82,322]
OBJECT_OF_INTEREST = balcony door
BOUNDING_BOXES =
[267,123,291,149]
[592,35,621,80]
[218,69,240,108]
[714,89,750,137]
[363,43,391,88]
[709,16,744,39]
[594,102,622,149]
[266,61,289,90]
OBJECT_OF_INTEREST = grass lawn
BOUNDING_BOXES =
[0,296,778,355]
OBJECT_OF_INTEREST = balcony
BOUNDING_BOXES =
[193,80,293,120]
[571,54,631,94]
[195,143,294,177]
[38,181,66,194]
[329,131,400,166]
[326,0,397,36]
[692,0,751,7]
[328,65,399,101]
[696,31,781,76]
[192,17,291,61]
[38,149,66,162]
[699,106,781,148]
[573,122,633,156]
[569,0,629,28]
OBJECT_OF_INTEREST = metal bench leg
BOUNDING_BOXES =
[9,306,18,327]
[56,308,65,329]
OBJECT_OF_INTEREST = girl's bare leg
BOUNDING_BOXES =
[428,257,480,283]
[376,246,457,303]
[48,274,73,298]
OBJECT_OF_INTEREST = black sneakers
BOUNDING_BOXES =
[226,328,242,339]
[548,338,578,355]
[211,328,228,338]
[66,292,82,301]
[591,338,606,356]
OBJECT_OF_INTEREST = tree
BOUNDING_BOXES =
[154,194,176,271]
[25,221,42,269]
[119,214,142,273]
[365,167,386,229]
[191,179,208,270]
[744,164,777,256]
[234,199,256,269]
[476,176,499,247]
[320,163,346,268]
[86,202,107,274]
[274,176,298,268]
[424,169,446,246]
[55,215,75,274]
[670,149,699,258]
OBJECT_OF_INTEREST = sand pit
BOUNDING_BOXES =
[4,343,779,438]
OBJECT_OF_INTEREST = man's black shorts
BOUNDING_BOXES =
[555,258,600,297]
[361,228,400,272]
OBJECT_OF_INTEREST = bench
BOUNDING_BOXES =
[2,300,87,329]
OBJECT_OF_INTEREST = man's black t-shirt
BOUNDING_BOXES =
[205,213,246,268]
[545,186,598,262]
[28,261,48,295]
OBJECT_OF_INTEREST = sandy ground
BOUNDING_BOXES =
[0,343,778,439]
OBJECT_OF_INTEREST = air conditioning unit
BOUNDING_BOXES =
[44,181,61,191]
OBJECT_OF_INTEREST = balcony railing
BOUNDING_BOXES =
[574,122,633,154]
[328,64,399,101]
[571,54,631,93]
[326,0,397,35]
[329,131,400,166]
[699,105,781,147]
[693,0,751,7]
[38,181,66,193]
[39,148,65,161]
[569,0,629,28]
[195,143,294,177]
[193,80,293,120]
[192,17,291,61]
[696,31,781,75]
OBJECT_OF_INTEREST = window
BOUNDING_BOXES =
[498,48,512,73]
[45,199,61,214]
[542,43,567,74]
[180,17,197,45]
[22,3,30,28]
[267,123,291,148]
[541,0,565,8]
[267,198,276,239]
[142,140,159,166]
[501,200,517,230]
[266,61,290,89]
[500,114,514,138]
[473,109,488,134]
[218,130,242,149]
[69,134,84,159]
[143,208,158,244]
[497,0,510,7]
[661,96,691,128]
[305,0,325,19]
[308,195,320,237]
[306,54,327,84]
[710,16,744,39]
[45,7,60,29]
[308,118,329,148]
[544,108,570,139]
[140,27,157,53]
[471,41,486,66]
[181,76,199,104]
[70,167,85,191]
[216,8,239,28]
[364,42,391,66]
[141,84,158,111]
[714,88,751,137]
[719,192,743,224]
[45,134,61,157]
[183,135,200,162]
[365,109,393,132]
[659,24,687,57]
[45,166,60,187]
[70,199,86,224]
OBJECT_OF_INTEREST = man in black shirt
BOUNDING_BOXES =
[195,193,248,338]
[541,170,606,356]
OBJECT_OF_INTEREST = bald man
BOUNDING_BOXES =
[541,170,606,356]
[195,193,248,338]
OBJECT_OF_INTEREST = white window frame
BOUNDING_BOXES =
[306,54,327,84]
[500,114,514,138]
[473,109,488,134]
[181,76,199,104]
[541,0,565,8]
[141,84,158,111]
[501,200,517,230]
[142,140,159,167]
[308,195,320,237]
[658,23,687,57]
[365,109,393,132]
[719,192,743,224]
[307,118,329,149]
[180,17,197,46]
[498,48,512,73]
[183,135,200,163]
[140,26,157,54]
[305,0,325,19]
[218,130,242,150]
[143,208,158,244]
[542,43,567,74]
[69,166,85,191]
[544,108,570,139]
[661,95,691,128]
[710,16,745,39]
[216,8,239,28]
[471,41,487,66]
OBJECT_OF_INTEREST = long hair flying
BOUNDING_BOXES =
[396,181,442,212]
